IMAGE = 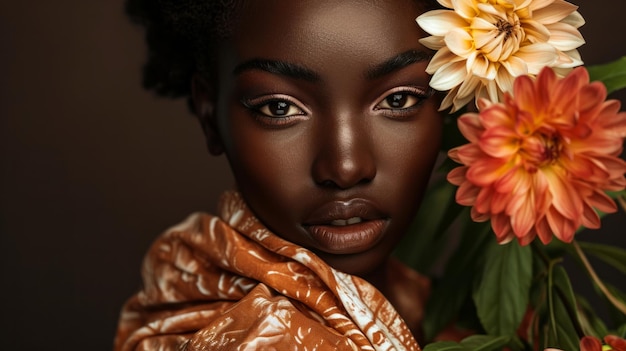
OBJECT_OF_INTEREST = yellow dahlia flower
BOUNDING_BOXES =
[417,0,585,112]
[447,67,626,245]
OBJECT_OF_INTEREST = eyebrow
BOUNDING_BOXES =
[365,50,432,80]
[233,59,320,82]
[232,49,431,82]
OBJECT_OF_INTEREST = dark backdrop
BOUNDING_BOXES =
[1,1,625,349]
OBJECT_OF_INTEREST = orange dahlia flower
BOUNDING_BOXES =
[447,66,626,245]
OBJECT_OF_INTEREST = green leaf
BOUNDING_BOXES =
[587,56,626,94]
[460,335,511,351]
[473,241,533,336]
[616,323,626,338]
[423,341,467,351]
[576,294,609,338]
[395,177,460,272]
[423,218,492,340]
[604,283,626,326]
[577,241,626,275]
[546,265,581,350]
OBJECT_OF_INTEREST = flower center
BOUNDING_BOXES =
[521,132,563,172]
[541,134,562,164]
[495,19,515,41]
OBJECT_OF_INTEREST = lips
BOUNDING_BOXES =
[303,199,388,253]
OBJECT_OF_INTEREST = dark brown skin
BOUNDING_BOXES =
[193,0,441,297]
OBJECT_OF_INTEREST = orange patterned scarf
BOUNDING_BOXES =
[114,191,421,351]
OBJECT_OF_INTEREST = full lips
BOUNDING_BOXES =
[305,219,387,253]
[302,199,389,253]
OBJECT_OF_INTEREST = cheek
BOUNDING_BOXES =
[376,116,443,213]
[223,121,313,218]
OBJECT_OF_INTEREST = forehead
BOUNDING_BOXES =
[223,0,426,71]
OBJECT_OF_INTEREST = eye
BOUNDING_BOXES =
[256,100,305,118]
[241,95,309,128]
[374,87,433,114]
[378,92,419,109]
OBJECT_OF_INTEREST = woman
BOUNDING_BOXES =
[115,0,443,349]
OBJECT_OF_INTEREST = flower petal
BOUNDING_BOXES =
[416,10,467,36]
[445,28,475,57]
[580,336,603,351]
[430,61,468,91]
[532,0,578,24]
[514,43,558,74]
[545,22,586,51]
[546,206,577,242]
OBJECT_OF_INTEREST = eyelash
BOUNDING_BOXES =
[241,95,308,127]
[373,86,434,118]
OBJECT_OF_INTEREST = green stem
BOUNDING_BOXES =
[573,240,626,315]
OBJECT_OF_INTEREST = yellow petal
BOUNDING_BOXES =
[425,47,459,74]
[521,19,551,42]
[430,61,467,91]
[468,54,497,80]
[445,28,475,57]
[561,10,585,28]
[514,43,557,74]
[528,0,557,12]
[452,0,479,19]
[453,92,477,112]
[501,56,528,79]
[546,22,585,51]
[416,10,466,36]
[437,0,453,8]
[532,0,577,25]
[554,49,583,69]
[457,75,482,103]
[419,35,445,50]
[476,2,506,18]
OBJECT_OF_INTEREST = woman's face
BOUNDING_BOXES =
[206,0,442,277]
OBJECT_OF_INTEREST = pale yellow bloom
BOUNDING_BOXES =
[417,0,585,112]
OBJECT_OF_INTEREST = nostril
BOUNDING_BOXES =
[317,176,373,190]
[319,179,337,188]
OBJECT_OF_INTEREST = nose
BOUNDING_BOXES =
[311,114,376,190]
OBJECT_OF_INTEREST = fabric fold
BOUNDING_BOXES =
[114,191,420,351]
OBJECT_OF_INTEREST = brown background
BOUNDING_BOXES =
[1,1,625,349]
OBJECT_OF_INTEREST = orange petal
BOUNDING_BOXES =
[490,189,510,214]
[492,214,514,244]
[456,181,480,206]
[604,335,626,351]
[456,144,484,165]
[447,166,468,185]
[545,170,583,220]
[546,206,577,243]
[466,158,508,186]
[585,189,618,214]
[480,104,515,130]
[457,112,484,143]
[580,201,600,229]
[479,126,520,158]
[471,206,490,222]
[580,336,603,351]
[511,193,536,239]
[535,216,553,244]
